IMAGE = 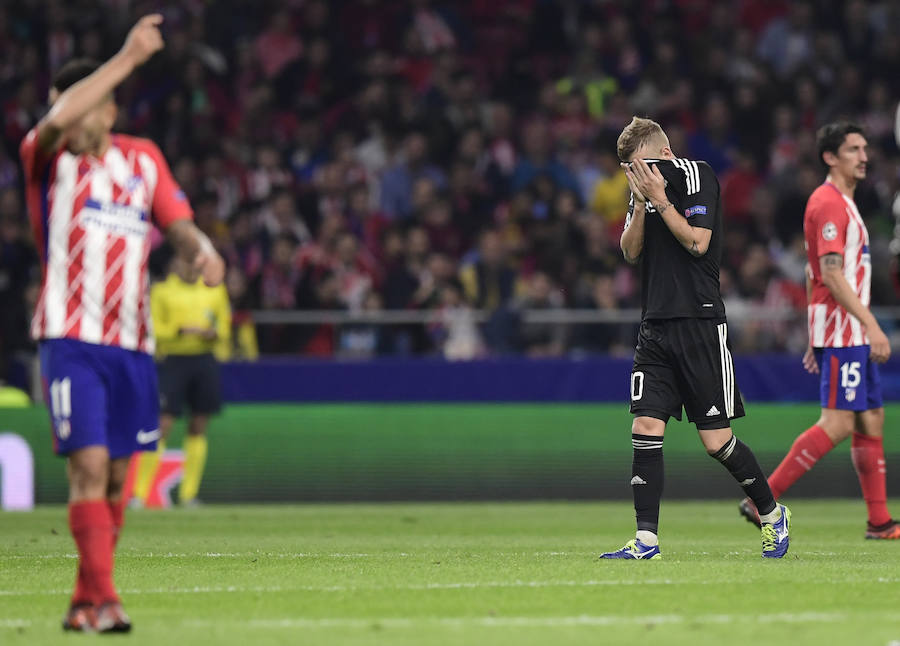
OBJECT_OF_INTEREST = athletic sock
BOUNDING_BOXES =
[635,530,658,546]
[69,500,118,605]
[179,435,208,503]
[108,498,125,548]
[72,565,90,606]
[758,506,782,524]
[851,432,891,527]
[631,433,664,534]
[767,425,834,499]
[133,440,165,503]
[709,434,776,517]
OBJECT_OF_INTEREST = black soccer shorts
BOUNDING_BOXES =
[157,353,222,417]
[629,318,744,430]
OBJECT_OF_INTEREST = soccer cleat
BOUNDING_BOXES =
[865,519,900,540]
[761,504,791,558]
[95,601,132,633]
[599,538,661,560]
[62,603,96,632]
[738,497,761,528]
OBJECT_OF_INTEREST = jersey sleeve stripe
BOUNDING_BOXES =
[673,158,701,195]
[689,161,700,195]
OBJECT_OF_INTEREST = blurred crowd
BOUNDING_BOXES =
[3,0,900,372]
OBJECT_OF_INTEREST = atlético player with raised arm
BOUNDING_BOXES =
[19,15,225,632]
[740,122,900,539]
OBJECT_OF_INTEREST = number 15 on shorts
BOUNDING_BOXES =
[817,346,881,411]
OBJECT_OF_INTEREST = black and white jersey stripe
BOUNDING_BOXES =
[672,158,701,195]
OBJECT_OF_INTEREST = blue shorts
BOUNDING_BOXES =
[814,346,883,412]
[39,338,160,459]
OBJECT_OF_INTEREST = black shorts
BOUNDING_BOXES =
[629,318,744,430]
[157,353,222,417]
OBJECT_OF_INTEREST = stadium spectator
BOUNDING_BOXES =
[4,0,900,363]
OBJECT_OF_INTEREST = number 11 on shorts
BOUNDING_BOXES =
[49,377,72,439]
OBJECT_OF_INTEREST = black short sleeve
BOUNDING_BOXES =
[677,161,718,231]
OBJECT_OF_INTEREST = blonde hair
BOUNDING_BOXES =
[616,117,668,162]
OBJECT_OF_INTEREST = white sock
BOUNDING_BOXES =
[636,530,658,546]
[758,505,782,525]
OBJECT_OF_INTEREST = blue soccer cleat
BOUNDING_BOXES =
[761,503,791,558]
[599,538,661,560]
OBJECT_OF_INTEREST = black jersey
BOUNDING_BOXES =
[624,158,725,320]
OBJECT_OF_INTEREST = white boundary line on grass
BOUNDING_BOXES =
[182,611,900,629]
[0,620,30,628]
[0,549,862,560]
[4,612,888,631]
[3,577,900,598]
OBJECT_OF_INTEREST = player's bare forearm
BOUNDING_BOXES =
[37,15,165,152]
[821,253,891,361]
[620,203,645,264]
[820,254,877,329]
[168,220,204,258]
[656,203,712,257]
[36,54,136,151]
[167,220,226,286]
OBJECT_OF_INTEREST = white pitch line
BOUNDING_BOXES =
[184,611,897,630]
[0,580,679,597]
[0,549,869,560]
[0,620,30,628]
[3,576,900,598]
[5,612,897,631]
[0,551,408,560]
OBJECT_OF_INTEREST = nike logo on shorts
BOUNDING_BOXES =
[136,429,161,444]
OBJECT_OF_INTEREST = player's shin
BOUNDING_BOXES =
[132,441,164,503]
[180,434,208,503]
[767,425,834,499]
[709,434,776,517]
[69,500,118,605]
[851,432,891,527]
[632,433,664,544]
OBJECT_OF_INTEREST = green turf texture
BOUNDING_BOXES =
[2,501,899,645]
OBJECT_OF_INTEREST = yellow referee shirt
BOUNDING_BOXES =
[151,273,232,359]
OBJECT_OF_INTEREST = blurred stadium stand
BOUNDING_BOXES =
[4,0,900,391]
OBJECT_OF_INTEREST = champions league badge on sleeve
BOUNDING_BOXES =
[684,205,707,218]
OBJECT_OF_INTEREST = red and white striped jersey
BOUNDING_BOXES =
[20,129,192,354]
[804,182,871,348]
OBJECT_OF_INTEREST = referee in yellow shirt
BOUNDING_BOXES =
[133,255,231,507]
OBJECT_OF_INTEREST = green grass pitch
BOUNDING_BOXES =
[2,501,900,645]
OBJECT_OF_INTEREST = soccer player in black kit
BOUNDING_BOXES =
[600,117,791,559]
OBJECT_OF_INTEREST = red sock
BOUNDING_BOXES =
[767,425,835,500]
[72,565,90,606]
[108,499,125,548]
[851,432,891,527]
[69,500,119,605]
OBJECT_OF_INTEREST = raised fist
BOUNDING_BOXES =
[120,14,165,67]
